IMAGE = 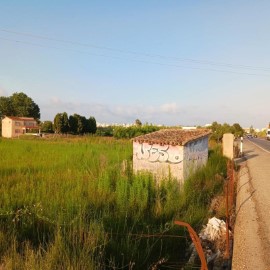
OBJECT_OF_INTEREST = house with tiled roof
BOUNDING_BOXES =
[2,116,39,138]
[132,128,211,183]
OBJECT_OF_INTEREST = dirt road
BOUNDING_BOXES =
[232,139,270,270]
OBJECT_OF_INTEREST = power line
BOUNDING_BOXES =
[1,28,270,72]
[0,36,270,77]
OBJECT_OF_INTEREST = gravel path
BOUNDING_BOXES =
[232,139,270,270]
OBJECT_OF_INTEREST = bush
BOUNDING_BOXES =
[113,125,161,139]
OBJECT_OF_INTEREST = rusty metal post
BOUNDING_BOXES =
[230,161,234,212]
[174,220,208,270]
[232,162,235,206]
[228,161,232,212]
[224,181,230,259]
[227,160,234,215]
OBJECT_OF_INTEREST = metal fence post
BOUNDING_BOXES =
[174,220,208,270]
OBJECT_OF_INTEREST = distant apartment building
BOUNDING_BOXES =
[2,116,39,138]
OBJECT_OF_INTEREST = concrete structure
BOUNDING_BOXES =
[133,129,211,183]
[2,116,39,138]
[222,133,234,160]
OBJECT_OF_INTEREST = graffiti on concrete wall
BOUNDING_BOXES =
[185,138,208,162]
[135,143,183,164]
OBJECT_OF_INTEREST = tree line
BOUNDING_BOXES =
[0,92,97,135]
[111,122,244,140]
[112,125,161,139]
[0,92,245,139]
[30,113,97,135]
[49,112,97,134]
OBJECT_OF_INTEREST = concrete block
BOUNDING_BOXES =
[223,133,234,160]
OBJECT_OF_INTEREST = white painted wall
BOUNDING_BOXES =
[2,118,12,138]
[133,136,209,183]
[133,141,184,182]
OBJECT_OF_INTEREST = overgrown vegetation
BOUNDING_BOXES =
[113,125,162,139]
[179,146,227,228]
[0,137,227,269]
[210,122,244,142]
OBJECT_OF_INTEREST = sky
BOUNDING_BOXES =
[0,1,270,129]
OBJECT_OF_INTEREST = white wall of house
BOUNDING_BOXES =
[2,118,24,138]
[133,141,184,182]
[2,117,38,138]
[2,118,12,138]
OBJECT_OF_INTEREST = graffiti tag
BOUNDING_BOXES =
[136,143,182,164]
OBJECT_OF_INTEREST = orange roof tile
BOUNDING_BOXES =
[133,129,211,146]
[5,116,36,121]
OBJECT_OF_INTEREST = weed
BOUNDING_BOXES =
[0,137,226,269]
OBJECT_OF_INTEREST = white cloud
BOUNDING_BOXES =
[50,97,62,105]
[40,98,266,128]
[0,86,8,96]
[40,99,192,125]
[160,102,180,113]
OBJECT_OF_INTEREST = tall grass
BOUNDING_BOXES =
[0,137,227,269]
[179,146,227,228]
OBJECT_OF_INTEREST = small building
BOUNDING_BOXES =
[133,129,211,183]
[2,116,39,138]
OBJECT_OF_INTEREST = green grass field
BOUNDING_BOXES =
[0,136,227,269]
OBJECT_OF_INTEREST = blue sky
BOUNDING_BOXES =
[0,1,270,128]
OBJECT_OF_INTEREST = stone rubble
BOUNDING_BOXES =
[187,217,232,270]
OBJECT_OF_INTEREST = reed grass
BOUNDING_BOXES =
[0,137,227,269]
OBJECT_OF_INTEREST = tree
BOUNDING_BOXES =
[210,121,244,142]
[135,119,142,127]
[53,112,70,134]
[210,121,223,142]
[54,113,64,133]
[222,123,231,134]
[62,112,69,133]
[0,96,13,117]
[80,116,88,134]
[232,123,244,137]
[68,115,78,134]
[10,92,40,119]
[41,121,54,133]
[54,112,97,135]
[88,116,97,134]
[0,92,40,119]
[73,114,84,134]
